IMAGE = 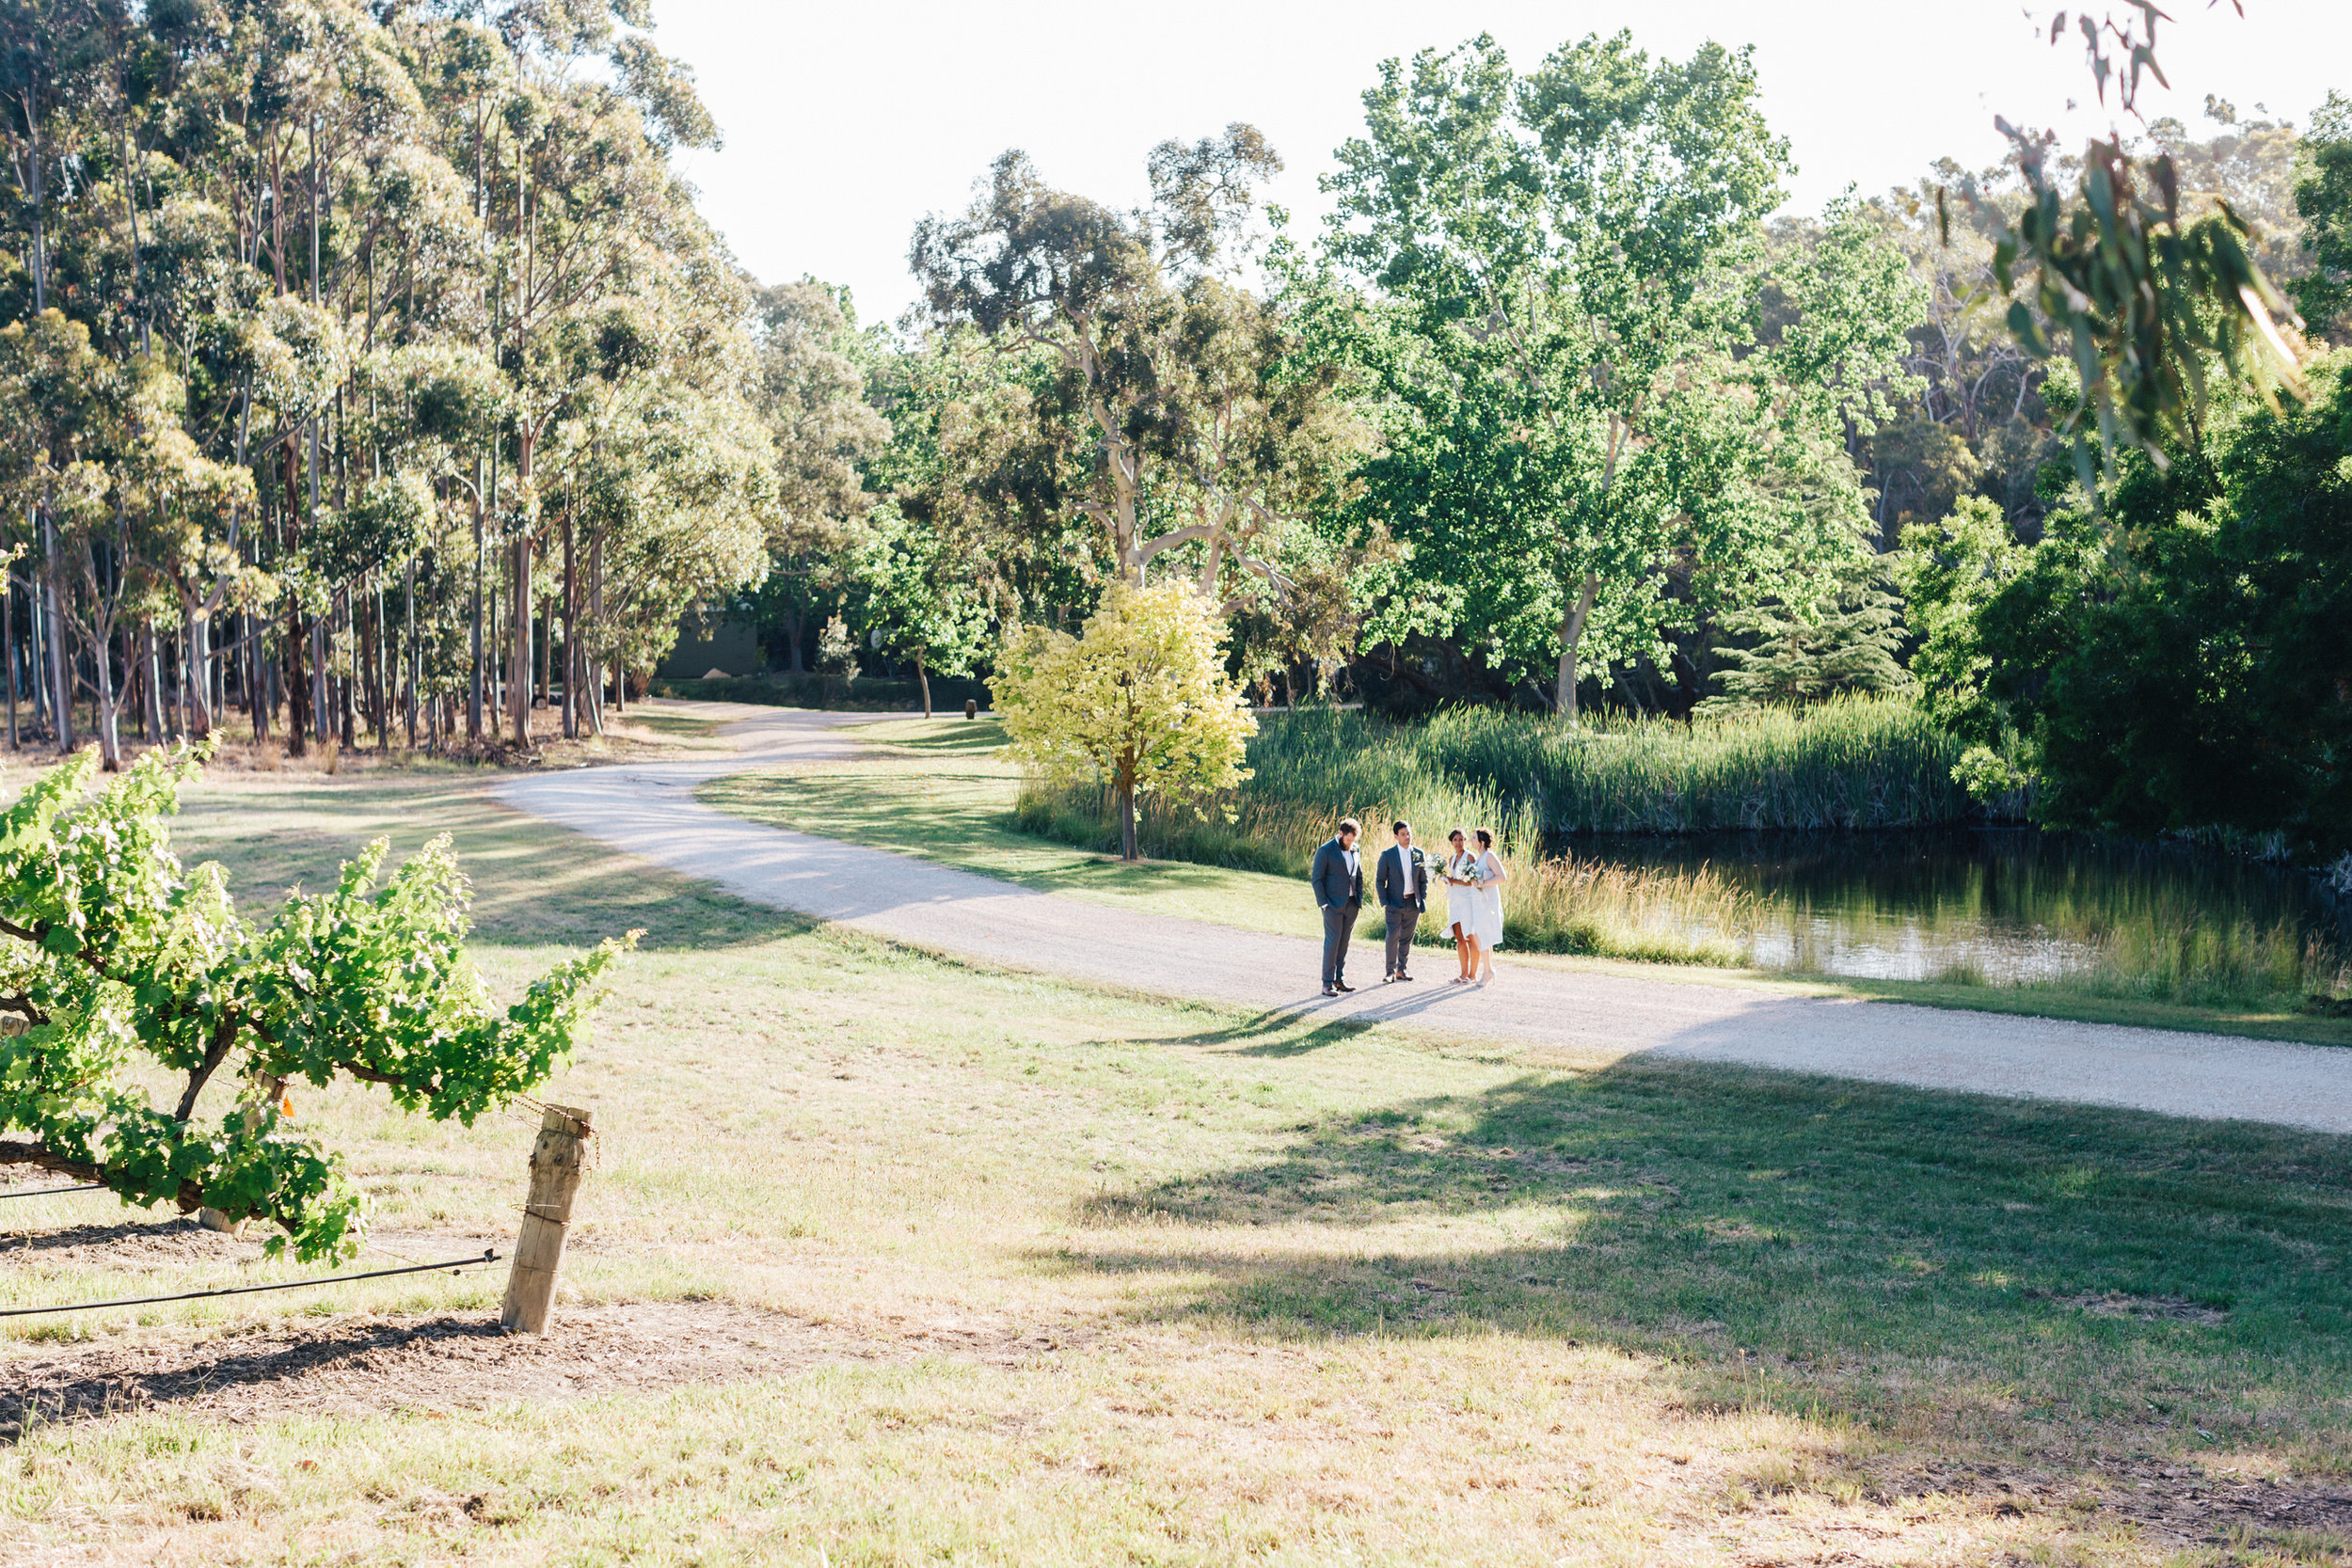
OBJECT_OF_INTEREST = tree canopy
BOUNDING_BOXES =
[1321,32,1920,716]
[992,581,1255,862]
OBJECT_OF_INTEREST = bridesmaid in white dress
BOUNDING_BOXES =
[1440,828,1478,984]
[1470,829,1508,984]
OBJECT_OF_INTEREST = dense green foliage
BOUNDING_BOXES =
[993,582,1256,861]
[0,0,771,761]
[1321,36,1919,717]
[0,749,629,1259]
[2296,91,2352,340]
[1901,354,2352,854]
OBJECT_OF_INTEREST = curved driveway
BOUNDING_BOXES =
[495,703,2352,1135]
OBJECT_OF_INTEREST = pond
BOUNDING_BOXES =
[1575,828,2347,989]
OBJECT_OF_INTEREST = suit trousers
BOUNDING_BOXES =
[1384,907,1421,975]
[1322,904,1359,989]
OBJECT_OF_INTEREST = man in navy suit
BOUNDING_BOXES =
[1375,819,1427,982]
[1310,816,1364,996]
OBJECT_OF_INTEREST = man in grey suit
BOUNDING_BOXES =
[1375,819,1427,982]
[1310,817,1364,996]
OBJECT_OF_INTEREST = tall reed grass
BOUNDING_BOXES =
[1925,916,2351,1008]
[1327,697,1977,834]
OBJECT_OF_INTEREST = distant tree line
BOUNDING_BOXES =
[0,0,771,764]
[742,49,2344,728]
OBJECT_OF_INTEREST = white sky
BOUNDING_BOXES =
[650,0,2350,326]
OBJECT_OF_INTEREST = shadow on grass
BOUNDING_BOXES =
[0,1219,198,1256]
[176,777,806,953]
[624,709,724,739]
[0,1317,514,1441]
[865,720,1007,758]
[1041,1055,2352,1453]
[1168,1008,1376,1057]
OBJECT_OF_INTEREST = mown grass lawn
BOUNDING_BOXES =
[2,724,2350,1562]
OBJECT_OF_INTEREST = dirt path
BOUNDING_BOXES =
[496,702,2352,1134]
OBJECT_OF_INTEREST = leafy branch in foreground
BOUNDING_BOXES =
[1967,3,2307,488]
[0,749,635,1260]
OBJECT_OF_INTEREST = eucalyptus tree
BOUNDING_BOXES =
[749,279,888,671]
[1327,32,1919,717]
[1967,6,2307,488]
[863,323,1093,629]
[913,128,1359,607]
[455,4,735,745]
[568,373,771,709]
[40,331,246,768]
[0,0,766,759]
[0,0,124,750]
[2297,91,2352,341]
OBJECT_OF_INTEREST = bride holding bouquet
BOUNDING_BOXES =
[1464,829,1507,984]
[1440,828,1508,985]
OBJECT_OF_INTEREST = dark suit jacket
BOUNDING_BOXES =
[1311,838,1363,910]
[1375,844,1427,911]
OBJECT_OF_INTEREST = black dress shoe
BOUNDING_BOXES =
[1335,981,1355,992]
[1398,973,1415,982]
[1323,986,1338,997]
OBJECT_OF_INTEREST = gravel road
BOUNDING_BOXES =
[495,702,2352,1134]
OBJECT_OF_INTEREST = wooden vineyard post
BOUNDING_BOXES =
[501,1103,593,1336]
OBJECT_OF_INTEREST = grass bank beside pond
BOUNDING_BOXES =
[704,718,2352,1049]
[11,754,2352,1561]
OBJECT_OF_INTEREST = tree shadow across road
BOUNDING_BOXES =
[1042,1055,2352,1464]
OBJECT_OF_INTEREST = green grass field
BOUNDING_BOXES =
[702,717,2352,1051]
[4,723,2351,1562]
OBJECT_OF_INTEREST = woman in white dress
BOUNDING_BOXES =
[1440,828,1479,984]
[1470,829,1508,984]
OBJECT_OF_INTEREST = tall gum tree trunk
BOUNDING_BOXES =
[186,598,212,738]
[6,573,18,748]
[561,514,577,739]
[468,480,484,743]
[94,634,121,771]
[40,513,72,753]
[1555,572,1598,721]
[509,532,532,746]
[586,533,604,737]
[404,560,418,748]
[140,624,164,741]
[282,607,309,756]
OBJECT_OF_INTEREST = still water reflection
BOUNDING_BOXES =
[1579,829,2344,984]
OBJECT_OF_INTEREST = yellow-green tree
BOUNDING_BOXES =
[993,582,1255,861]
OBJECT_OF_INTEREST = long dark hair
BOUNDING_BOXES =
[1473,829,1493,850]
